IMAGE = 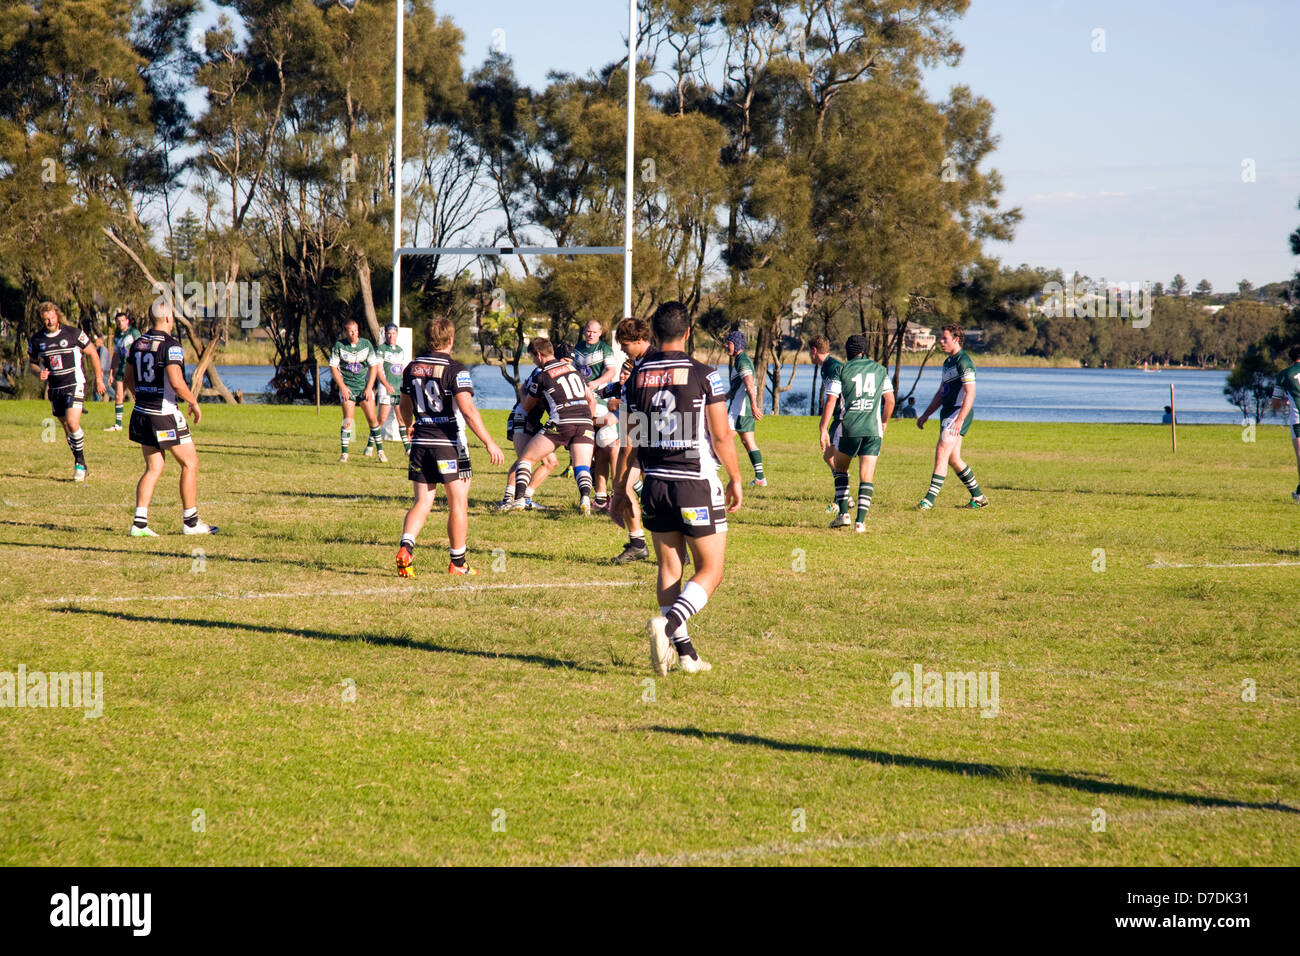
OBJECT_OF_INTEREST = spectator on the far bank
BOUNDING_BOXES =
[897,396,918,419]
[1161,405,1174,424]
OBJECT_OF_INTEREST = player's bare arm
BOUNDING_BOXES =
[164,361,202,426]
[83,341,106,397]
[819,392,837,450]
[707,400,743,512]
[330,365,350,402]
[454,391,504,465]
[745,371,763,422]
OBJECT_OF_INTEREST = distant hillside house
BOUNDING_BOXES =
[903,322,936,351]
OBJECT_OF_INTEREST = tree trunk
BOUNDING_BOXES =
[354,251,384,344]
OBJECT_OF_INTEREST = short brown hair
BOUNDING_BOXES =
[615,317,651,345]
[809,334,830,353]
[942,324,965,345]
[38,301,60,320]
[425,317,455,351]
[528,337,554,360]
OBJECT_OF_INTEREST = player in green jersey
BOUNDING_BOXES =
[104,310,140,431]
[371,323,409,458]
[328,318,383,463]
[724,330,766,485]
[819,335,895,532]
[915,325,988,510]
[810,334,845,513]
[1270,344,1300,502]
[575,320,622,507]
[573,320,619,390]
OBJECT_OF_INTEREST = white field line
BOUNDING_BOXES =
[591,804,1281,867]
[40,579,639,607]
[1146,559,1300,569]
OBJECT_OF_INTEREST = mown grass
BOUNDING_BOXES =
[0,399,1296,866]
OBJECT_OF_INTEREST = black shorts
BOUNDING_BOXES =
[543,420,595,450]
[639,475,728,538]
[409,445,472,484]
[129,408,192,449]
[48,383,84,418]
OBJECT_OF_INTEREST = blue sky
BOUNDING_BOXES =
[435,0,1300,290]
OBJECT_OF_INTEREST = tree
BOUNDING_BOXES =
[1224,345,1276,422]
[1169,274,1188,296]
[1194,278,1212,297]
[1237,279,1254,297]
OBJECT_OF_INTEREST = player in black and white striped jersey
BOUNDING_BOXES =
[27,301,106,482]
[124,299,216,536]
[612,301,743,675]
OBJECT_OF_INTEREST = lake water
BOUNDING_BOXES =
[209,363,1257,425]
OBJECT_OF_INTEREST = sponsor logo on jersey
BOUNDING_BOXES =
[638,368,689,388]
[155,429,177,442]
[706,371,725,395]
[436,459,458,474]
[680,506,710,526]
[168,346,185,362]
[409,363,437,377]
[455,370,473,389]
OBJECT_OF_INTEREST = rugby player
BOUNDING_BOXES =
[328,318,382,462]
[499,340,558,511]
[1270,344,1300,502]
[574,320,621,507]
[396,317,504,577]
[372,323,409,457]
[503,338,599,514]
[614,301,743,675]
[819,334,895,532]
[124,299,216,535]
[604,316,652,563]
[915,324,988,510]
[809,334,844,513]
[724,330,766,486]
[27,301,106,481]
[104,310,139,431]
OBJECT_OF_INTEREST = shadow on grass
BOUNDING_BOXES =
[267,490,408,503]
[647,726,1300,815]
[994,484,1200,501]
[0,536,307,568]
[55,606,608,674]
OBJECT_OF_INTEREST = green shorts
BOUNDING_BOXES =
[1291,423,1300,439]
[836,434,882,458]
[731,412,755,434]
[939,409,972,438]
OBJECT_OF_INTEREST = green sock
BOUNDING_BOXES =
[370,427,383,453]
[114,403,123,427]
[402,437,411,453]
[924,473,944,504]
[956,465,981,498]
[834,471,850,515]
[748,448,764,480]
[856,481,873,523]
[341,425,351,454]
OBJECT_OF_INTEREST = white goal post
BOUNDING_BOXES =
[392,0,638,348]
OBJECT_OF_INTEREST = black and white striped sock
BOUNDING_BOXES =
[664,581,708,648]
[513,462,533,502]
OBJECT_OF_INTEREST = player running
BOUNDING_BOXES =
[499,341,559,510]
[1271,344,1300,502]
[104,310,140,432]
[614,301,743,675]
[819,334,895,532]
[372,323,410,457]
[604,316,653,563]
[915,324,988,510]
[503,338,599,514]
[28,301,106,481]
[724,330,766,486]
[328,318,383,462]
[124,300,216,535]
[395,317,504,577]
[809,334,844,513]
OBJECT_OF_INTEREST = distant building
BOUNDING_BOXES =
[903,322,935,351]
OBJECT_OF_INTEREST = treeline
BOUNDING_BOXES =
[1,0,1021,402]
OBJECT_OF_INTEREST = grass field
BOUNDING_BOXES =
[0,399,1297,866]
